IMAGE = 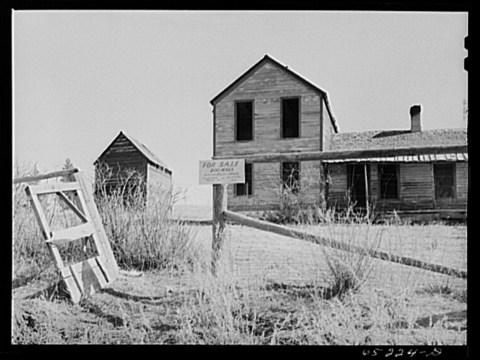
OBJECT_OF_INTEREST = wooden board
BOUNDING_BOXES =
[46,222,95,246]
[69,257,108,296]
[56,191,89,223]
[24,171,120,303]
[27,182,82,195]
[13,168,79,185]
[58,257,109,302]
[74,172,119,280]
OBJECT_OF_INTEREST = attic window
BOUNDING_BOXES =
[282,98,300,138]
[434,163,455,199]
[236,101,253,141]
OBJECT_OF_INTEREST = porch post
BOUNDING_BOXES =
[364,163,370,218]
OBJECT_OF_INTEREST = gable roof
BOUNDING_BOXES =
[95,131,171,172]
[210,54,339,133]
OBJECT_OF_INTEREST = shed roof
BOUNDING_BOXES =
[210,54,339,133]
[95,131,172,172]
[331,128,467,151]
[324,128,468,163]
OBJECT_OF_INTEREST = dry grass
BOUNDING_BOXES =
[12,163,467,345]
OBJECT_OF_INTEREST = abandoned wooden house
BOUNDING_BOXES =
[94,131,172,204]
[211,54,468,220]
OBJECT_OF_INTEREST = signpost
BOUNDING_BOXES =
[199,158,245,274]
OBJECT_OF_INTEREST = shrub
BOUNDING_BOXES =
[13,163,53,282]
[13,162,200,283]
[94,167,200,271]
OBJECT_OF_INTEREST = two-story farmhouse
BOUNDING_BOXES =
[211,55,468,219]
[211,54,338,212]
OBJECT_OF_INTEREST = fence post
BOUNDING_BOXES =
[211,183,227,275]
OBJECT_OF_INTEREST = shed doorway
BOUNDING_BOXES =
[347,164,370,209]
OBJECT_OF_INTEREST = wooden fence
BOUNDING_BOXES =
[211,183,467,280]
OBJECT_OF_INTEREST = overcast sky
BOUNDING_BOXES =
[13,11,468,205]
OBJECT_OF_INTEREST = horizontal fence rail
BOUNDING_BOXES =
[13,168,79,184]
[223,209,467,279]
[213,145,467,163]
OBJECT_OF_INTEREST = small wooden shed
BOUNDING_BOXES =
[94,131,172,204]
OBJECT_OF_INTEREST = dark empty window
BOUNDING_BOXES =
[379,164,399,199]
[282,98,300,138]
[434,163,455,199]
[235,163,253,196]
[282,162,300,194]
[236,101,253,141]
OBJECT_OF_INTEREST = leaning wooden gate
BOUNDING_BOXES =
[15,169,119,303]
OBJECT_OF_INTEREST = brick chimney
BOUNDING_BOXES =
[410,105,422,133]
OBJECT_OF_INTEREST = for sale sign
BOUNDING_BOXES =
[199,159,245,185]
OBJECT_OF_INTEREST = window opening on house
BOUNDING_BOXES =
[236,101,253,141]
[235,163,253,196]
[282,162,300,194]
[347,164,369,208]
[282,98,300,138]
[434,163,455,199]
[379,164,399,199]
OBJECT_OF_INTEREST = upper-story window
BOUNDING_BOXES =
[282,97,300,138]
[235,100,253,141]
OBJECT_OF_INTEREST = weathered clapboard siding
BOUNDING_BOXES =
[146,164,172,207]
[228,161,323,211]
[456,162,468,200]
[228,162,280,211]
[370,164,402,212]
[96,153,147,187]
[147,164,172,190]
[214,61,323,157]
[434,162,468,210]
[326,163,349,209]
[95,132,172,203]
[327,162,468,213]
[399,164,434,210]
[96,133,148,181]
[322,98,335,151]
[298,161,322,205]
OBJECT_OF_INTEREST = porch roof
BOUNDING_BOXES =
[323,152,468,164]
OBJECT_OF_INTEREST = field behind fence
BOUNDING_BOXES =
[184,220,466,292]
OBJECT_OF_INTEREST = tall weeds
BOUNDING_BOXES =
[13,163,200,283]
[261,175,383,298]
[94,167,200,271]
[13,163,53,282]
